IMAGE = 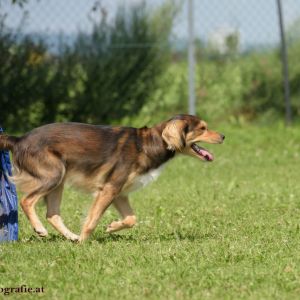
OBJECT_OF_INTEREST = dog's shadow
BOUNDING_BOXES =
[95,234,135,243]
[20,231,213,244]
[20,233,68,243]
[94,231,213,244]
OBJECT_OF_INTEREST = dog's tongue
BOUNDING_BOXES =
[191,143,214,161]
[199,148,214,161]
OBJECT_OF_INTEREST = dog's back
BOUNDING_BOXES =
[1,123,132,193]
[0,122,172,194]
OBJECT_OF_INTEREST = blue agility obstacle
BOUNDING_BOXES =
[0,127,18,242]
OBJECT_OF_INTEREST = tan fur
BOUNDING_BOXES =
[12,152,66,195]
[11,169,41,195]
[106,195,136,233]
[46,183,79,241]
[79,184,118,241]
[162,120,187,151]
[20,194,48,237]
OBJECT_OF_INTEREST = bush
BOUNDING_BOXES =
[1,1,300,130]
[130,43,300,126]
[0,2,176,130]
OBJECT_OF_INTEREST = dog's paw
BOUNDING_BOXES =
[106,221,125,233]
[34,228,48,237]
[67,233,80,242]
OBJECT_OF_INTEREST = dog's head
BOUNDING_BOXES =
[162,114,224,162]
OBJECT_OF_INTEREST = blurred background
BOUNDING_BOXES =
[0,0,300,131]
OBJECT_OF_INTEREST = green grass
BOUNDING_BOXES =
[1,124,300,299]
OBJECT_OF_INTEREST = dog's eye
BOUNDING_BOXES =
[200,126,206,130]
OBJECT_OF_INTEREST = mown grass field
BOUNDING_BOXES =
[1,124,300,299]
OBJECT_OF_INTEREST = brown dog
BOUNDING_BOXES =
[0,114,224,242]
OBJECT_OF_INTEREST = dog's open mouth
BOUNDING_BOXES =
[191,143,214,161]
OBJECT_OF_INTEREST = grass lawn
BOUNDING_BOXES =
[1,124,300,299]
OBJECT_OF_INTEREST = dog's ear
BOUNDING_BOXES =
[162,120,188,151]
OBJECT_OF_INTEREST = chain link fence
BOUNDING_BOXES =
[185,0,300,124]
[1,0,300,129]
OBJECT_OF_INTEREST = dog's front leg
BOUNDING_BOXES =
[106,195,136,233]
[79,184,118,242]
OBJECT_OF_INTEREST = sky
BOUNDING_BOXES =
[1,0,300,49]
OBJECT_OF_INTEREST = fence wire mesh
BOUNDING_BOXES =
[0,0,300,129]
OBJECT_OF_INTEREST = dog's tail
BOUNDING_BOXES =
[0,133,20,152]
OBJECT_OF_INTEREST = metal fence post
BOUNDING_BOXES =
[276,0,292,125]
[188,0,196,115]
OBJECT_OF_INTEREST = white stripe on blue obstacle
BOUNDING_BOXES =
[0,127,18,242]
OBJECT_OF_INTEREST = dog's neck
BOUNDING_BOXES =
[137,122,175,170]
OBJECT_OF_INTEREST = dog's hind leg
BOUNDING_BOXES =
[21,193,48,237]
[106,195,136,233]
[46,183,79,241]
[19,152,66,238]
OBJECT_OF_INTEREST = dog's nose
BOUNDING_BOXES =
[220,134,225,141]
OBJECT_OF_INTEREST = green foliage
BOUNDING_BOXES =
[1,125,300,299]
[196,44,300,124]
[0,2,175,130]
[129,42,300,126]
[1,1,300,130]
[0,25,49,129]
